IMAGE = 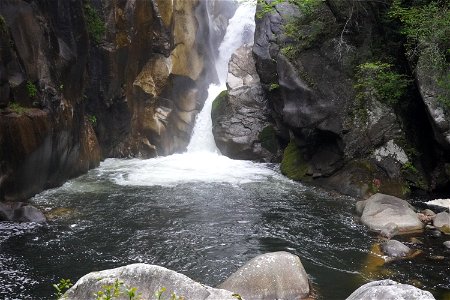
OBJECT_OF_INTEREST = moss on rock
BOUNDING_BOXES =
[281,141,309,181]
[258,125,278,154]
[211,90,228,121]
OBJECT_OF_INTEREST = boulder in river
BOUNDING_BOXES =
[357,193,423,235]
[381,240,412,258]
[0,202,46,223]
[346,279,436,300]
[64,263,235,300]
[433,212,450,234]
[218,251,310,300]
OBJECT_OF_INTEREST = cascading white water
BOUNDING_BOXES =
[96,0,278,187]
[186,2,256,153]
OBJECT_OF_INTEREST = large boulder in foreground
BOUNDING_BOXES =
[346,279,435,300]
[64,264,235,300]
[356,193,423,235]
[219,251,310,300]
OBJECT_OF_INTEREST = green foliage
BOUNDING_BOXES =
[280,141,309,181]
[26,81,37,98]
[53,278,73,299]
[258,125,279,154]
[155,287,183,300]
[256,0,284,19]
[83,1,105,44]
[94,279,142,300]
[8,102,27,114]
[232,294,243,300]
[281,0,331,57]
[389,0,450,109]
[87,114,97,125]
[354,61,409,107]
[269,83,280,91]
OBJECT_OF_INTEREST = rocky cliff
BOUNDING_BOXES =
[0,0,235,202]
[213,0,449,198]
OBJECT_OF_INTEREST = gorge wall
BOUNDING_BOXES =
[0,0,236,201]
[212,0,450,199]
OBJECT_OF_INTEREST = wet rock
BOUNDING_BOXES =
[430,230,442,238]
[443,241,450,249]
[346,279,436,300]
[380,223,399,239]
[0,202,46,223]
[64,263,235,300]
[357,193,423,235]
[212,45,278,161]
[433,212,450,234]
[422,209,437,217]
[381,240,411,258]
[219,251,310,300]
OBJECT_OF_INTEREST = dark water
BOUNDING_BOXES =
[0,158,449,299]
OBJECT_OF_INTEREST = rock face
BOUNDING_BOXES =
[212,45,278,161]
[219,251,310,300]
[0,0,233,202]
[64,263,235,300]
[250,0,449,197]
[346,280,436,300]
[357,193,423,234]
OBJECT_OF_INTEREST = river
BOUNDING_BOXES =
[0,1,449,299]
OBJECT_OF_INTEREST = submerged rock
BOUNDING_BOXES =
[381,240,412,258]
[346,279,435,300]
[219,251,310,300]
[444,241,450,249]
[64,264,235,300]
[433,212,450,234]
[357,193,423,235]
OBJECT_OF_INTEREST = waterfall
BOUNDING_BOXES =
[92,0,268,188]
[186,1,256,153]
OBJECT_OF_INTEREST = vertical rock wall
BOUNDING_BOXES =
[0,0,234,201]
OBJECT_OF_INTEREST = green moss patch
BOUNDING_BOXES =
[258,125,278,154]
[211,90,228,120]
[280,141,309,181]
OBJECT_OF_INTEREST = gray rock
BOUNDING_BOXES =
[431,230,442,238]
[443,241,450,249]
[0,202,46,223]
[64,263,235,300]
[381,240,411,258]
[433,212,450,234]
[219,251,310,300]
[212,45,277,161]
[358,193,423,234]
[346,279,435,300]
[380,223,399,239]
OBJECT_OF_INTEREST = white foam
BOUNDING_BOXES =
[100,154,280,187]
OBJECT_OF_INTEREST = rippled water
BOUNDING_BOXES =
[0,157,449,299]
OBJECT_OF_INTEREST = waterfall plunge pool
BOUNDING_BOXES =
[0,157,449,299]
